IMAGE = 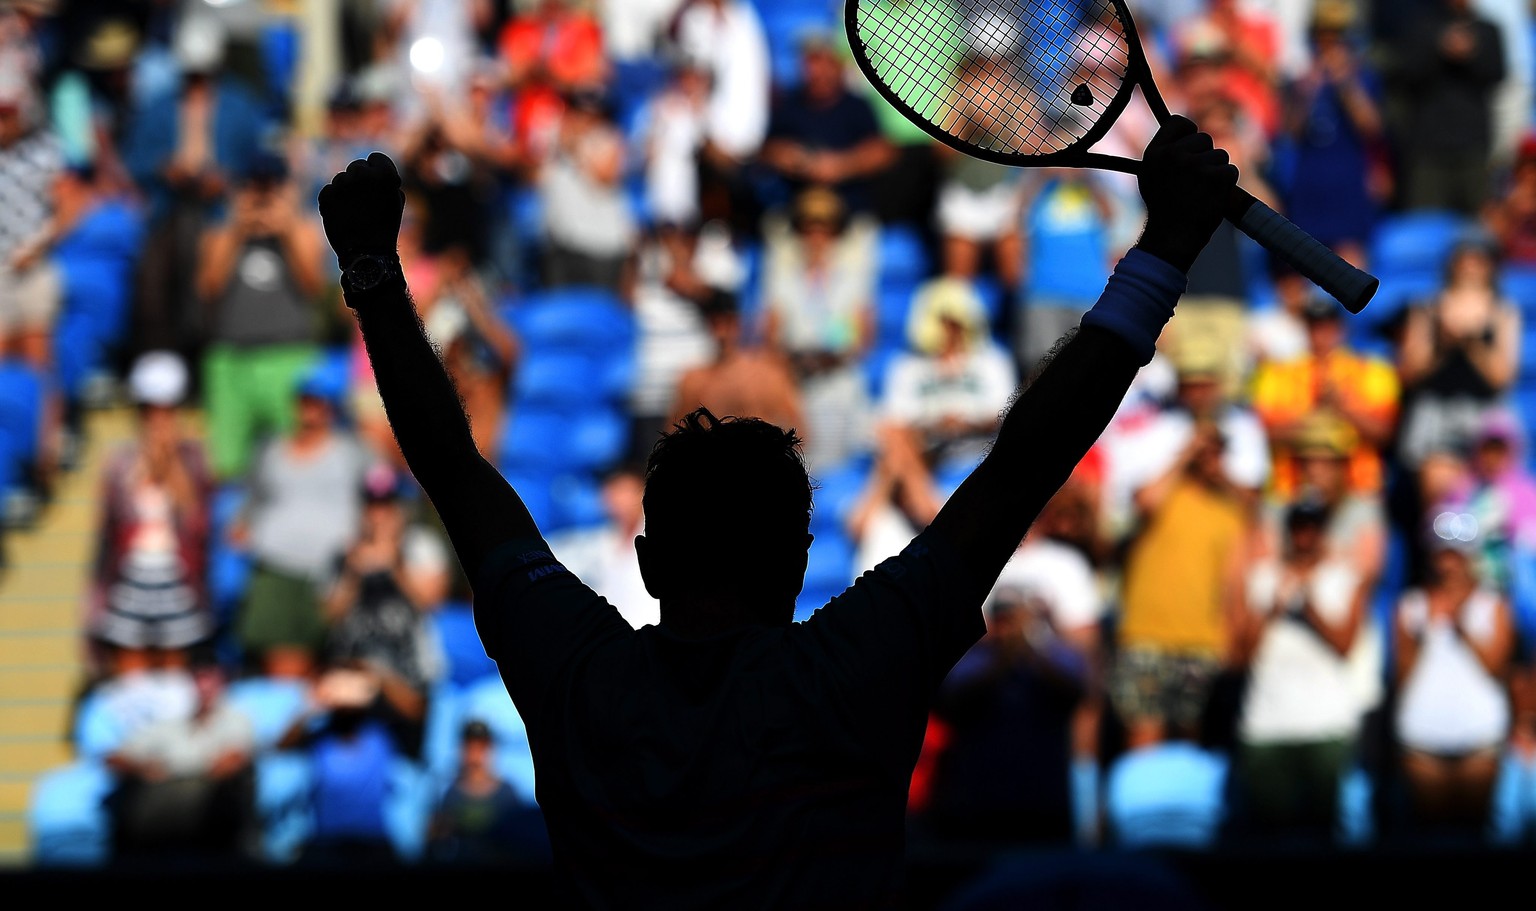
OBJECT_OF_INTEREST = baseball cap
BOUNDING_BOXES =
[1301,295,1342,322]
[128,351,189,406]
[294,359,348,405]
[362,464,404,503]
[461,719,494,743]
[1285,495,1331,530]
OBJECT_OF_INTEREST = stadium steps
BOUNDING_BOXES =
[0,406,134,865]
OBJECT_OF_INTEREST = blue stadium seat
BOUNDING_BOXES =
[515,351,597,406]
[73,689,126,761]
[566,408,628,472]
[504,287,635,354]
[255,752,314,863]
[795,583,842,623]
[429,602,499,688]
[1337,766,1375,847]
[804,527,855,593]
[1503,265,1536,317]
[865,340,906,400]
[208,544,253,624]
[225,677,310,752]
[461,676,538,802]
[423,680,465,784]
[875,282,918,341]
[0,362,44,473]
[551,472,608,531]
[496,466,559,531]
[500,406,571,475]
[383,758,437,862]
[1520,320,1536,381]
[1105,742,1229,849]
[1369,211,1471,283]
[30,760,113,866]
[810,458,871,533]
[878,225,931,290]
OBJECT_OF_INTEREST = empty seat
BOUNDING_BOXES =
[429,602,499,688]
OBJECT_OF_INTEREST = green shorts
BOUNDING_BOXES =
[236,563,324,656]
[203,343,319,480]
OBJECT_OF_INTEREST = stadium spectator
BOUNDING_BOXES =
[283,665,403,865]
[1176,0,1283,136]
[1016,170,1117,369]
[500,0,607,103]
[538,89,635,294]
[1113,420,1250,749]
[428,249,518,462]
[1395,509,1516,833]
[1438,408,1536,592]
[760,31,895,216]
[1395,0,1507,212]
[90,353,213,662]
[934,146,1023,296]
[1275,411,1389,588]
[673,0,770,234]
[105,651,256,859]
[231,364,371,671]
[879,276,1016,488]
[321,466,447,737]
[1485,134,1536,264]
[1112,341,1271,512]
[194,152,326,482]
[762,186,876,468]
[643,53,712,297]
[0,65,61,368]
[1278,0,1387,261]
[1234,497,1368,837]
[670,289,803,434]
[428,719,550,865]
[1252,296,1400,498]
[124,17,268,355]
[918,564,1094,846]
[546,466,661,630]
[1397,238,1521,467]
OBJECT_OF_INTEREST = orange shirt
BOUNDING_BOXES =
[1250,350,1399,498]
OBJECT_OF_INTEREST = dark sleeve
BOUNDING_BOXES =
[470,538,631,721]
[765,97,793,142]
[1471,21,1508,85]
[795,530,989,769]
[348,277,542,589]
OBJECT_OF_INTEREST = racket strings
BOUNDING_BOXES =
[853,0,1132,157]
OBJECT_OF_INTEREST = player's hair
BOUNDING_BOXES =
[643,408,813,617]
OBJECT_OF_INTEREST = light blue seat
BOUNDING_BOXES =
[428,603,499,689]
[255,751,314,863]
[423,680,466,784]
[804,528,855,594]
[30,760,114,866]
[383,758,437,862]
[795,583,843,623]
[878,225,931,290]
[550,472,607,531]
[810,459,871,533]
[225,677,310,751]
[73,689,128,761]
[1105,743,1229,850]
[504,287,635,355]
[1502,265,1536,317]
[566,408,628,473]
[515,351,596,406]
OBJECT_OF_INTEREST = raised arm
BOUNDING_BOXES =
[317,153,539,584]
[926,117,1238,586]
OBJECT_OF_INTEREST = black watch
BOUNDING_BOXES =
[340,254,402,297]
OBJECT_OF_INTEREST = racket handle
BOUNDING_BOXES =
[1226,190,1378,314]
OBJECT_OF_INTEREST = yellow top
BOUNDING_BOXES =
[1120,479,1246,654]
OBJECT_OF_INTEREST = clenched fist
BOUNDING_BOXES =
[317,152,406,271]
[1135,116,1240,274]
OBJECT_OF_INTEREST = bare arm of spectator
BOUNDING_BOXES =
[270,200,327,301]
[1301,577,1368,659]
[319,154,542,590]
[1397,304,1437,387]
[1130,429,1203,519]
[1467,305,1521,391]
[808,137,897,185]
[1457,597,1516,678]
[194,210,249,303]
[925,118,1237,584]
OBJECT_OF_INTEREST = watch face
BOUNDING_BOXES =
[347,256,391,291]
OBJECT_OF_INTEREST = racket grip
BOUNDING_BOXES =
[1226,191,1378,314]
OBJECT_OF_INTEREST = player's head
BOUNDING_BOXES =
[638,408,813,625]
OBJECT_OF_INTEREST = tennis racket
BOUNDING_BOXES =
[846,0,1379,313]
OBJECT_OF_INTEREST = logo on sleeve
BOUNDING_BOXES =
[512,549,571,584]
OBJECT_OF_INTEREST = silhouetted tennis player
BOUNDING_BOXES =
[319,115,1237,908]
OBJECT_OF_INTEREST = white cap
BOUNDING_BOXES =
[175,15,226,74]
[129,351,188,406]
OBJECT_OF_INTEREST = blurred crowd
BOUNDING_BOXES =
[9,0,1536,870]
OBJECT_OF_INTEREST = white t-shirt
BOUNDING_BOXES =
[987,538,1104,632]
[644,90,707,226]
[548,524,661,630]
[119,701,255,778]
[881,344,1017,433]
[674,0,770,158]
[1396,588,1511,754]
[1117,405,1272,495]
[1241,560,1364,744]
